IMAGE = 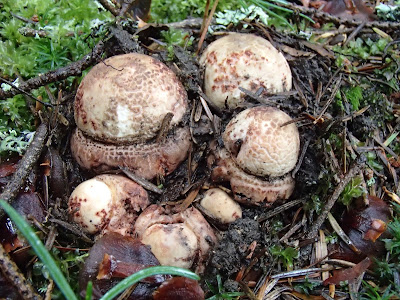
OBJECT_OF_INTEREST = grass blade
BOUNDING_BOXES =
[100,266,200,300]
[0,200,78,300]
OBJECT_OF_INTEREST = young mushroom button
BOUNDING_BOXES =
[68,174,149,236]
[199,33,292,108]
[70,53,191,180]
[211,106,300,205]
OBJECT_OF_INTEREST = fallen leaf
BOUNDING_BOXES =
[323,257,371,285]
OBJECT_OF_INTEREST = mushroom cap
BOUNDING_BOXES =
[199,33,292,108]
[68,177,113,234]
[200,188,242,224]
[68,174,149,235]
[133,204,217,272]
[74,53,188,144]
[141,223,198,269]
[223,106,300,177]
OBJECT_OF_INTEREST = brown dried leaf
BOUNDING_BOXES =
[323,257,371,286]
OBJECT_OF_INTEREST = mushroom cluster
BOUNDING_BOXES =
[70,53,191,180]
[211,106,300,205]
[199,33,292,108]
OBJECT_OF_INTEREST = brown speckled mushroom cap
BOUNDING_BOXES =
[223,106,300,178]
[74,53,188,144]
[199,33,292,108]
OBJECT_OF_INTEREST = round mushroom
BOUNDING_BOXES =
[199,33,292,108]
[211,106,300,205]
[71,53,191,179]
[199,188,242,225]
[68,174,149,236]
[133,204,217,273]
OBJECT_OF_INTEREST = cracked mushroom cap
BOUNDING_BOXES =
[68,174,149,235]
[223,106,300,178]
[199,33,292,108]
[133,205,217,273]
[74,53,188,144]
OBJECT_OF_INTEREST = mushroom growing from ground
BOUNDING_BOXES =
[198,188,242,226]
[211,106,300,205]
[70,53,191,180]
[68,174,149,236]
[199,33,292,108]
[133,204,217,273]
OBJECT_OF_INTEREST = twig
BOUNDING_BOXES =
[292,138,310,177]
[0,77,52,107]
[196,0,219,54]
[343,22,366,47]
[0,42,104,100]
[0,123,48,218]
[98,0,120,17]
[306,160,364,239]
[120,167,163,194]
[0,243,42,300]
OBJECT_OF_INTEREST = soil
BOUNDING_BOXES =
[1,5,400,299]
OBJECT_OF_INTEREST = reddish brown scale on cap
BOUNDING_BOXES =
[210,106,299,205]
[71,53,191,179]
[199,33,292,108]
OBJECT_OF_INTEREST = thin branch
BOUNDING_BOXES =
[306,159,365,239]
[98,0,120,17]
[0,123,48,218]
[0,243,42,300]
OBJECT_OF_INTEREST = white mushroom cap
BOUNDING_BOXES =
[200,188,242,224]
[223,106,300,178]
[69,177,112,234]
[199,33,292,108]
[141,223,198,269]
[74,53,188,144]
[68,174,149,235]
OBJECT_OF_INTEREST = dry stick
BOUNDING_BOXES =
[98,0,120,17]
[0,42,104,100]
[306,161,364,239]
[343,22,366,47]
[0,123,48,217]
[0,243,43,300]
[196,0,219,55]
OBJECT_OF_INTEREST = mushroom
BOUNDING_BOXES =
[199,33,292,108]
[133,204,217,273]
[68,174,149,236]
[70,53,191,180]
[211,106,300,205]
[199,188,242,225]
